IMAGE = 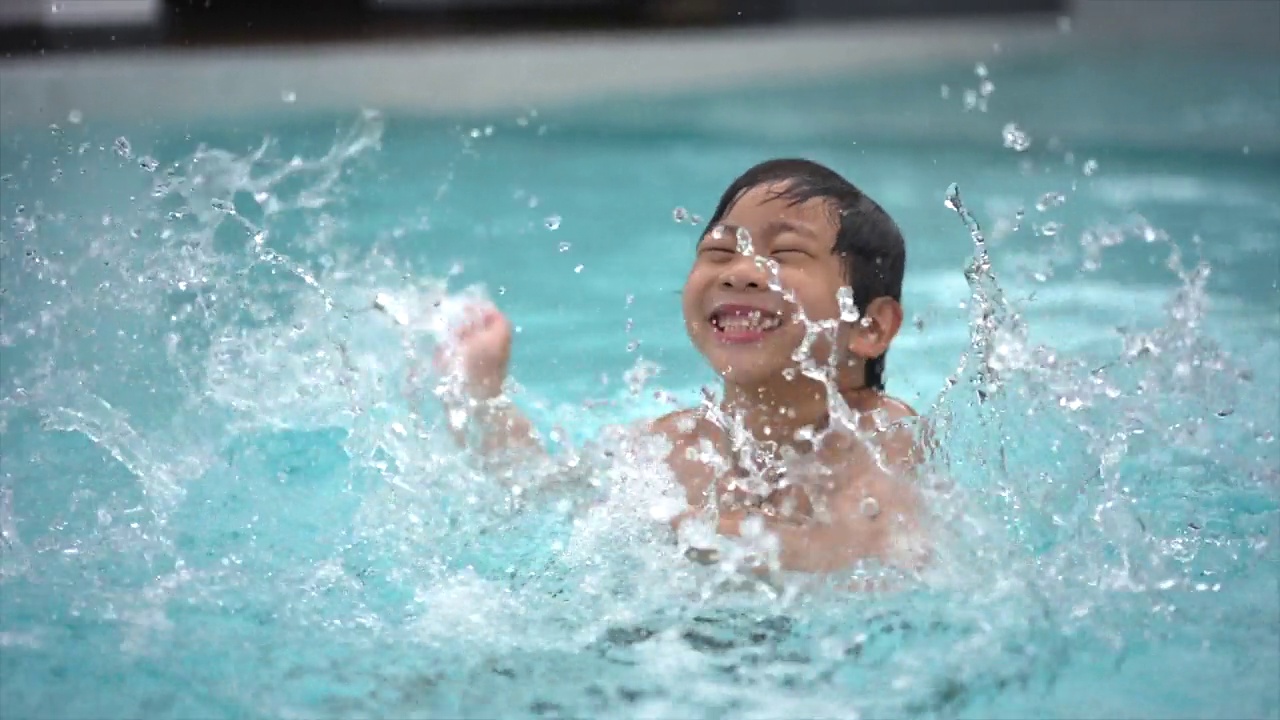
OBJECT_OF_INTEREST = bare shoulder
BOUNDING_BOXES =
[642,408,706,470]
[868,394,930,469]
[644,409,720,500]
[645,409,701,438]
[836,396,932,567]
[876,394,919,422]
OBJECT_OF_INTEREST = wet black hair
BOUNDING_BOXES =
[702,158,906,391]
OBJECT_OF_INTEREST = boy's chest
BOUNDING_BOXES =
[668,433,875,519]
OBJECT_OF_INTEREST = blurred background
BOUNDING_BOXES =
[0,0,1074,53]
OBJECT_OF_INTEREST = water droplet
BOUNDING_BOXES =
[138,156,159,172]
[1038,222,1062,237]
[544,215,561,230]
[735,227,753,255]
[765,261,784,292]
[940,84,950,99]
[1035,192,1066,211]
[1082,158,1099,176]
[281,90,297,103]
[573,264,584,273]
[944,183,961,210]
[469,128,482,139]
[557,241,571,252]
[114,137,132,159]
[211,198,235,214]
[483,125,494,137]
[673,206,689,223]
[626,340,640,352]
[837,286,860,322]
[979,79,995,97]
[1057,15,1072,33]
[67,109,83,124]
[974,62,988,78]
[497,286,506,295]
[1002,123,1031,152]
[1059,396,1086,411]
[859,496,881,518]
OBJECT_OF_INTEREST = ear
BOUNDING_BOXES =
[847,297,903,362]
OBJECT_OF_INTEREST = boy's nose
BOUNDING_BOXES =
[718,256,768,290]
[720,274,761,290]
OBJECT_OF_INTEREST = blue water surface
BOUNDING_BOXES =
[1,43,1277,719]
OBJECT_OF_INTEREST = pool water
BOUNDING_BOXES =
[1,44,1278,719]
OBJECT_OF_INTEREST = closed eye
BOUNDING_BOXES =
[773,249,810,259]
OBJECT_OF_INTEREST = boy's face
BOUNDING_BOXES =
[682,183,856,388]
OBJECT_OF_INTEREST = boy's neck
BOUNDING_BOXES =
[719,376,876,448]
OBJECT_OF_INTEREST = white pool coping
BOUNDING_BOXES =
[0,16,1067,130]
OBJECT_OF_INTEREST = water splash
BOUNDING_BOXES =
[0,106,1274,720]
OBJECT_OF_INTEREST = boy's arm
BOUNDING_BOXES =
[439,392,543,461]
[424,302,664,486]
[420,302,546,468]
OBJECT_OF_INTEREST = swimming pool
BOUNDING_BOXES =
[1,33,1278,720]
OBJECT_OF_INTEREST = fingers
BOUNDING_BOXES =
[454,302,500,341]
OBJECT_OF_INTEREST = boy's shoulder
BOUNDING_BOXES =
[866,393,931,469]
[644,409,713,465]
[872,393,918,424]
[646,408,704,437]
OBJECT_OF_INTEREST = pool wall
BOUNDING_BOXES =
[0,17,1060,128]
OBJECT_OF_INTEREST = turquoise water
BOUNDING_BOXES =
[1,45,1278,719]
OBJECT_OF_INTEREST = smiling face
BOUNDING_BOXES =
[682,182,855,389]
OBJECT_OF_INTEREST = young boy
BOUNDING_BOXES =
[432,159,928,575]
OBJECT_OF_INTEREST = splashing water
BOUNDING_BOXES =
[0,97,1276,720]
[1002,122,1032,152]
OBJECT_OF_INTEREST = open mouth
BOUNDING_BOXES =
[709,304,782,343]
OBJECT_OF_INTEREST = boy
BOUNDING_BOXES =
[431,159,928,575]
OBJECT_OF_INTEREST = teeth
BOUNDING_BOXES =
[713,311,780,332]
